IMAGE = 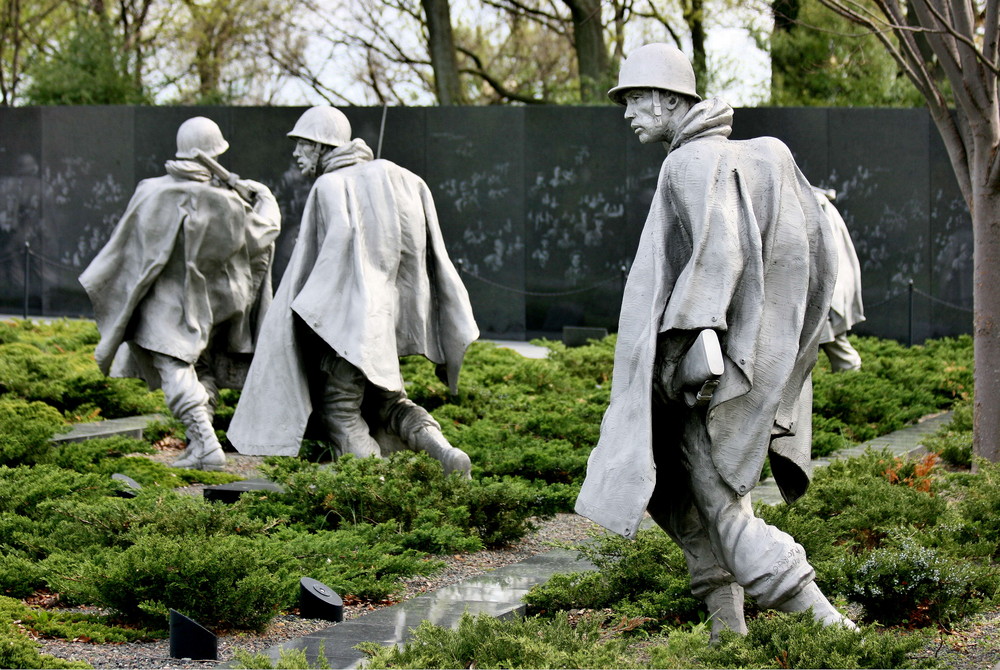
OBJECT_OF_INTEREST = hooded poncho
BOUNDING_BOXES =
[228,141,479,456]
[575,99,836,539]
[79,162,280,388]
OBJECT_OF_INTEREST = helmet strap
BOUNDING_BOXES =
[652,90,662,117]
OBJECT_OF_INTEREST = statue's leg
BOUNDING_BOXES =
[821,333,862,372]
[149,352,225,471]
[319,355,381,459]
[194,351,220,411]
[648,405,746,641]
[376,387,471,478]
[680,415,855,628]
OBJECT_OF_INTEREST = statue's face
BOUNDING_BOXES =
[623,89,671,144]
[292,139,323,177]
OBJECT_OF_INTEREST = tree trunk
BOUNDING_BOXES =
[683,0,706,98]
[972,173,1000,467]
[421,0,463,105]
[564,0,609,103]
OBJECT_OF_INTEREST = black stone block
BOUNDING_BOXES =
[299,577,344,622]
[202,478,284,504]
[169,609,217,660]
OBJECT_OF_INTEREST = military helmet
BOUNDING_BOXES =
[175,117,229,158]
[608,43,701,105]
[287,106,352,147]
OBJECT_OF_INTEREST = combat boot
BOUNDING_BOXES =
[775,581,858,629]
[172,407,226,471]
[410,426,472,479]
[704,582,748,643]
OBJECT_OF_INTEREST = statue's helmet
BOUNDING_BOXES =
[608,43,701,105]
[175,116,229,158]
[287,106,351,147]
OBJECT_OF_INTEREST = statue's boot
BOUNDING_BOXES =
[172,407,226,471]
[705,582,748,643]
[775,581,858,629]
[411,426,472,479]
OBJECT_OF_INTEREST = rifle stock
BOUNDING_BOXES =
[193,150,257,204]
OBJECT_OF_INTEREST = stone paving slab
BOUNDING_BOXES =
[244,547,595,669]
[52,414,166,443]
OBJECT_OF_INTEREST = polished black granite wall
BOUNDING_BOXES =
[0,106,972,341]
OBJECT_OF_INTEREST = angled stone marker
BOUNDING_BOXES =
[575,43,857,641]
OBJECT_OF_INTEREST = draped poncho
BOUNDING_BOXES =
[228,143,478,456]
[575,100,836,539]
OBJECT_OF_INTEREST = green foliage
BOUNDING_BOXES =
[84,534,293,631]
[49,436,154,473]
[759,449,999,628]
[402,341,610,494]
[0,322,164,422]
[358,611,638,669]
[524,528,701,629]
[0,627,91,668]
[275,526,444,603]
[691,612,935,669]
[233,646,331,669]
[0,465,115,521]
[922,396,973,467]
[255,452,549,548]
[0,319,100,352]
[940,459,1000,560]
[770,0,926,107]
[24,13,148,105]
[842,537,997,626]
[811,336,972,450]
[0,596,163,643]
[0,397,66,465]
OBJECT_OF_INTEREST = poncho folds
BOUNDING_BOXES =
[228,140,479,456]
[814,190,865,342]
[575,99,837,539]
[79,163,280,387]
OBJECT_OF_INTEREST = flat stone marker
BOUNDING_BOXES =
[202,478,284,504]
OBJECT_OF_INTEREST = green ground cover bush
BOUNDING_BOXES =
[810,336,972,455]
[0,319,164,422]
[376,452,993,668]
[357,610,932,670]
[0,319,986,665]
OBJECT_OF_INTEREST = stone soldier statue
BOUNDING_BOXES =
[80,117,281,470]
[574,44,856,640]
[813,187,865,372]
[228,106,478,477]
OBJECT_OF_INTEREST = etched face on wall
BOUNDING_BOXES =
[623,89,673,145]
[292,139,323,177]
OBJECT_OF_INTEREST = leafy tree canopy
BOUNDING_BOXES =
[770,0,925,106]
[24,14,148,105]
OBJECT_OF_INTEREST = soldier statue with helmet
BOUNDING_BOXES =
[80,117,281,471]
[228,106,479,478]
[574,44,856,640]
